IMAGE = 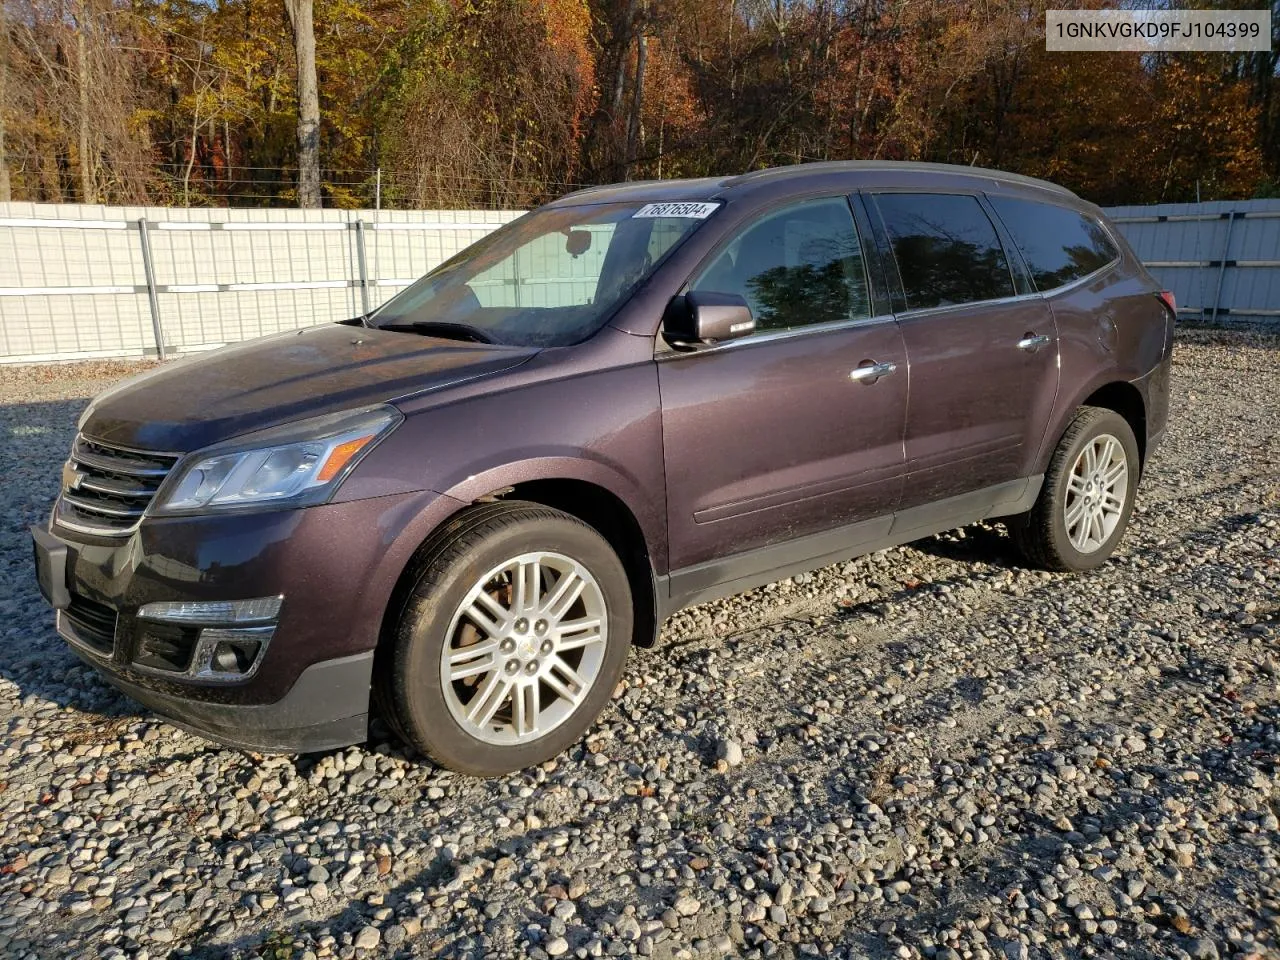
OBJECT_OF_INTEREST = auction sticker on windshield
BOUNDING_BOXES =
[633,202,720,219]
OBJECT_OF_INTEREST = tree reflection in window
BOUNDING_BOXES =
[692,198,870,333]
[874,194,1016,310]
[988,196,1119,292]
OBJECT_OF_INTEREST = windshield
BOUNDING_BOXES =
[368,200,720,347]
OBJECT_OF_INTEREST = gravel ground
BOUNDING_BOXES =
[1,331,1278,960]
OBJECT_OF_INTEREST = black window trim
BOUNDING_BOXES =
[867,188,1030,318]
[976,193,1035,296]
[983,193,1123,297]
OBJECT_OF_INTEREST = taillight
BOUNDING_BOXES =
[1157,290,1176,315]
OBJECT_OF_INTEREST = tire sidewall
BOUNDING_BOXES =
[1045,411,1140,572]
[395,514,632,775]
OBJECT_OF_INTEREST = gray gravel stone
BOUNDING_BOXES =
[1,334,1279,959]
[353,925,380,950]
[715,738,744,767]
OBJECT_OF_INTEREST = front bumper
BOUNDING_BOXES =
[32,488,460,752]
[80,648,374,753]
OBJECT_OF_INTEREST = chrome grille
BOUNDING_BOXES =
[56,436,180,536]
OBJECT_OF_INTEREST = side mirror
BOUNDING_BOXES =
[663,291,755,347]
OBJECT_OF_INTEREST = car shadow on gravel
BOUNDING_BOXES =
[907,522,1022,569]
[0,397,152,723]
[0,635,148,720]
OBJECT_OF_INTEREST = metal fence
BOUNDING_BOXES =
[2,198,1277,363]
[0,204,521,363]
[1103,199,1280,325]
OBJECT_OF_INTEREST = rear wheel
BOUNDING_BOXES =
[378,502,632,775]
[1010,406,1140,572]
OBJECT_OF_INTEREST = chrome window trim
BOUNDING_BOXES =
[896,291,1044,321]
[658,253,1119,343]
[1037,255,1121,298]
[892,254,1120,319]
[658,312,898,360]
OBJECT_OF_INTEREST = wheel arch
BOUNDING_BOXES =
[1080,381,1148,469]
[497,479,660,649]
[376,470,663,668]
[1039,378,1148,476]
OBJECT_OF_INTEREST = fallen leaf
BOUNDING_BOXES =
[1,856,27,875]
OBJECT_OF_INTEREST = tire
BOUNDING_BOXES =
[1010,406,1141,572]
[377,501,633,776]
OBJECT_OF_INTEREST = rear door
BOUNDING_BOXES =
[868,191,1059,508]
[659,196,908,575]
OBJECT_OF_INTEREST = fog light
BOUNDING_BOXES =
[132,597,281,682]
[210,638,262,673]
[191,626,275,681]
[137,596,283,625]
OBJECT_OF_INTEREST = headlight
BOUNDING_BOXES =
[152,405,401,515]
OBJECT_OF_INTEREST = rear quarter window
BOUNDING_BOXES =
[988,196,1119,291]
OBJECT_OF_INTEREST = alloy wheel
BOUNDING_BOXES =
[440,551,607,745]
[1063,433,1128,554]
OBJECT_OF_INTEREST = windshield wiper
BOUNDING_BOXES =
[376,320,497,344]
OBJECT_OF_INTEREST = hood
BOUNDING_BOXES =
[81,323,538,452]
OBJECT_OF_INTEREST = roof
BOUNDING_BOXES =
[551,161,1079,207]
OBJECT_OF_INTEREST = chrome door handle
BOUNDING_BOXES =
[849,361,897,383]
[1017,333,1052,352]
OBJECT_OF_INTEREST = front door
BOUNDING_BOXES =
[870,191,1059,508]
[659,196,909,580]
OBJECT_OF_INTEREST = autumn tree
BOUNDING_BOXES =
[0,0,10,202]
[283,0,321,207]
[0,0,1272,207]
[374,0,594,209]
[5,0,156,203]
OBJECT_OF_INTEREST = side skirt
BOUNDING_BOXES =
[659,475,1043,615]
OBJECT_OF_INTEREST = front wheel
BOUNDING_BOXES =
[1010,406,1141,572]
[378,503,633,775]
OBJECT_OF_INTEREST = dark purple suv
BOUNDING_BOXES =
[32,162,1173,775]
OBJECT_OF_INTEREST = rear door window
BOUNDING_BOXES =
[690,197,871,332]
[873,193,1016,311]
[988,196,1119,291]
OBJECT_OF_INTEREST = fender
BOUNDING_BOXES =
[1033,369,1150,476]
[348,458,665,654]
[440,454,668,576]
[1038,269,1165,475]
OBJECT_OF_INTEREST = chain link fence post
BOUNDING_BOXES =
[1209,209,1239,325]
[136,218,167,360]
[354,219,372,317]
